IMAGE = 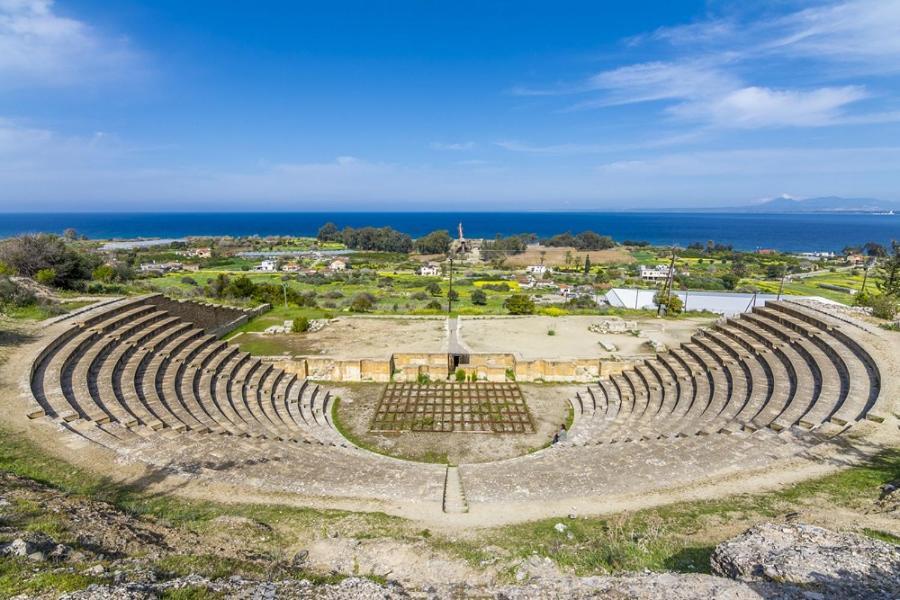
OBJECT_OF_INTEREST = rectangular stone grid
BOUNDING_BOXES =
[370,382,535,434]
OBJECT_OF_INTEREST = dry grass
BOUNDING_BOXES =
[503,245,635,267]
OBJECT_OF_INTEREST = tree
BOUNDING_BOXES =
[721,273,740,290]
[350,293,375,312]
[317,222,340,242]
[573,231,614,251]
[63,228,79,241]
[426,282,442,296]
[0,233,99,289]
[863,242,887,258]
[414,230,452,254]
[425,300,442,310]
[653,290,683,315]
[226,275,256,298]
[92,264,116,283]
[583,255,592,274]
[470,288,487,305]
[765,264,786,280]
[876,241,900,297]
[504,294,535,315]
[447,289,459,302]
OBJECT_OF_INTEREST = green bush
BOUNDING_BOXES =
[35,268,56,285]
[504,294,535,315]
[455,368,466,382]
[470,288,487,305]
[292,316,310,332]
[871,294,898,320]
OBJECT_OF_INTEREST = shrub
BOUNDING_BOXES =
[426,282,442,296]
[547,329,556,336]
[350,293,375,312]
[425,300,442,311]
[417,372,431,384]
[871,295,898,320]
[455,368,466,382]
[470,288,487,305]
[447,289,459,302]
[180,276,198,286]
[292,316,310,333]
[35,268,56,285]
[504,294,535,315]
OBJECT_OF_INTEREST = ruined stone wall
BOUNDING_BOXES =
[265,352,619,383]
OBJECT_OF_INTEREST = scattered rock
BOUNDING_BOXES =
[553,522,567,533]
[711,522,900,599]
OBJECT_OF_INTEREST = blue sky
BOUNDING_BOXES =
[1,0,899,211]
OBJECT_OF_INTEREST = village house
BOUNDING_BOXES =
[256,259,278,272]
[281,261,303,273]
[328,259,348,272]
[417,262,440,277]
[525,265,550,277]
[639,264,673,282]
[184,247,212,259]
[515,274,535,289]
[846,254,867,266]
[139,261,183,274]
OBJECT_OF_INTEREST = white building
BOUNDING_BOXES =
[418,262,440,276]
[257,259,277,272]
[525,265,550,277]
[639,264,672,282]
[139,261,183,274]
[328,259,348,272]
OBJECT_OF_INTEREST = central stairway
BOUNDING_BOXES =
[442,466,469,514]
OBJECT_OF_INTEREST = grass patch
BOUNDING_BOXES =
[441,448,900,576]
[0,558,104,597]
[862,528,900,544]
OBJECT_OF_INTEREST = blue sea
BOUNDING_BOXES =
[1,212,897,253]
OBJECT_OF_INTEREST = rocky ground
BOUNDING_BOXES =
[2,469,898,599]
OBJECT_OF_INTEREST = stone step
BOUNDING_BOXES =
[442,465,469,514]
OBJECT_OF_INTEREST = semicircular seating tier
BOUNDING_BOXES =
[20,295,892,517]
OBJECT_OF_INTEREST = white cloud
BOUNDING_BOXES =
[670,85,870,128]
[523,1,900,129]
[0,0,136,87]
[579,60,738,108]
[429,141,475,151]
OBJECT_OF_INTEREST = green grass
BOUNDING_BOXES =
[863,528,900,545]
[440,448,900,576]
[0,558,104,597]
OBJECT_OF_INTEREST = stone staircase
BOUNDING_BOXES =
[442,465,469,514]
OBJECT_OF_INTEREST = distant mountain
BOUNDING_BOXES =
[730,196,900,214]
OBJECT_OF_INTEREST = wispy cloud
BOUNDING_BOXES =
[0,0,138,88]
[519,1,900,129]
[429,141,476,151]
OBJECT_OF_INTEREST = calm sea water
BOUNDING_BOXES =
[1,212,897,253]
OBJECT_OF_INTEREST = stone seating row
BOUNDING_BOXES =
[29,298,345,449]
[567,302,882,446]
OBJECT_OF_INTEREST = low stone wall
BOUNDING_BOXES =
[263,351,623,383]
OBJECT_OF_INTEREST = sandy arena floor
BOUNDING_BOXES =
[458,315,717,359]
[242,315,715,360]
[254,316,449,358]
